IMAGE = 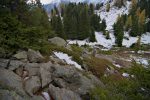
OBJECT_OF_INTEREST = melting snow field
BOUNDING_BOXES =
[68,32,150,49]
[54,52,82,70]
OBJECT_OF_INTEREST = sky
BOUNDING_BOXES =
[40,0,52,4]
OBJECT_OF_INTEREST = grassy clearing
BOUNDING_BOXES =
[84,57,115,77]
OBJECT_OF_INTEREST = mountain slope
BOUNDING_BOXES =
[44,0,111,13]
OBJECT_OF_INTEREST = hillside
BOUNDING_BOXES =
[0,0,150,100]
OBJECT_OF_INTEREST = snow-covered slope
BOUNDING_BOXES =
[96,1,131,31]
[67,32,150,49]
[48,0,110,4]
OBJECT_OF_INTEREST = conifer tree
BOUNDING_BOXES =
[125,15,132,31]
[134,36,141,53]
[138,9,146,35]
[114,15,124,47]
[78,7,90,39]
[91,14,101,31]
[130,0,137,15]
[101,19,106,31]
[89,28,96,42]
[106,3,110,12]
[106,31,110,39]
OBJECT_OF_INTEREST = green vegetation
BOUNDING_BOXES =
[0,0,53,56]
[106,3,110,12]
[90,62,150,100]
[113,0,150,48]
[114,15,124,47]
[98,50,112,55]
[51,3,106,41]
[114,0,125,8]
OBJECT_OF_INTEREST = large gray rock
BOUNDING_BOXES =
[0,89,44,100]
[53,78,68,88]
[0,68,26,96]
[0,59,9,68]
[0,89,24,100]
[25,63,40,77]
[9,60,25,71]
[49,84,81,100]
[24,76,41,96]
[13,51,27,60]
[27,49,44,63]
[40,61,53,87]
[52,65,80,83]
[51,64,97,95]
[48,37,67,47]
[74,75,94,95]
[15,66,24,77]
[32,95,45,100]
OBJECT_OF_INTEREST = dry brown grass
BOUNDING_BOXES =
[84,57,114,78]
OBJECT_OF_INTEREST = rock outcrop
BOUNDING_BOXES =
[0,49,104,100]
[0,59,9,68]
[48,37,67,47]
[40,61,53,87]
[0,68,26,97]
[24,76,41,96]
[49,84,82,100]
[13,51,27,60]
[27,49,44,63]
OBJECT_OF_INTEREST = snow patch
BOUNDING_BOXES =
[54,52,82,70]
[42,92,50,100]
[122,73,130,77]
[95,32,115,49]
[113,63,122,68]
[134,57,149,66]
[122,32,138,47]
[141,32,150,44]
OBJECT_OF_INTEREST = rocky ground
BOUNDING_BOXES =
[0,37,149,100]
[0,48,104,100]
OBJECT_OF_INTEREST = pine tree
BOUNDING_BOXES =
[114,0,124,8]
[101,19,106,31]
[136,7,141,17]
[106,3,110,12]
[130,0,137,15]
[91,14,101,31]
[138,9,146,35]
[106,31,110,39]
[134,36,141,53]
[114,15,124,47]
[89,3,94,15]
[125,15,132,31]
[78,7,91,39]
[0,0,53,54]
[95,3,103,10]
[89,28,96,42]
[56,15,65,39]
